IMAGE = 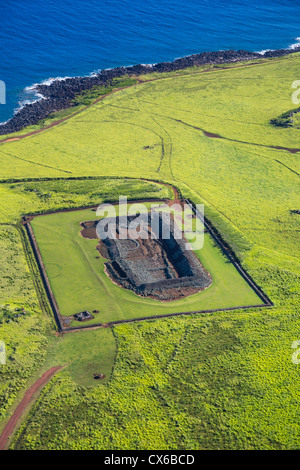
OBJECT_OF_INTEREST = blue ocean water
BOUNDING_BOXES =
[0,0,299,123]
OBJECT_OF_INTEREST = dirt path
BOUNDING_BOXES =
[0,366,62,450]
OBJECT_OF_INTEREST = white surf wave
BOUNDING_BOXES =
[25,75,72,92]
[14,88,46,116]
[256,49,272,55]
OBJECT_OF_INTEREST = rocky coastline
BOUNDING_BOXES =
[1,46,299,136]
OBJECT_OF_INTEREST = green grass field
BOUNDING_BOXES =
[0,53,299,450]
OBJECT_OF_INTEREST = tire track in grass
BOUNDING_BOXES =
[0,81,145,144]
[0,56,295,144]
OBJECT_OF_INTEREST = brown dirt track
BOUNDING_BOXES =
[0,366,62,450]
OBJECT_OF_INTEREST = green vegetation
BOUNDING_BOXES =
[47,328,117,386]
[0,52,299,450]
[30,207,261,324]
[0,178,171,427]
[0,77,138,141]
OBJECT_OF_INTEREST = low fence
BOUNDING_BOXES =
[184,198,273,307]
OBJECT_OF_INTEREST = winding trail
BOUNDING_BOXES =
[0,366,62,450]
